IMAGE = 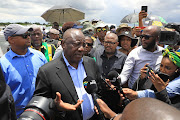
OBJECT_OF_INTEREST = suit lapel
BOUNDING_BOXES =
[83,57,93,78]
[56,55,79,102]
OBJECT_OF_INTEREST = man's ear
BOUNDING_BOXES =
[8,36,14,44]
[116,42,119,46]
[61,40,65,49]
[156,36,159,42]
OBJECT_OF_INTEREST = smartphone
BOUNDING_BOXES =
[146,65,153,76]
[158,72,169,82]
[141,6,148,12]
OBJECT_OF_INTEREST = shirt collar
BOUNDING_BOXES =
[30,44,46,51]
[141,45,161,53]
[9,47,33,59]
[62,52,83,68]
[101,49,118,58]
[96,38,103,45]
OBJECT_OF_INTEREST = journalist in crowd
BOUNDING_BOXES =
[122,47,180,109]
[119,25,164,89]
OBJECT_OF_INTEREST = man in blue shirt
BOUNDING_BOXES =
[0,24,47,117]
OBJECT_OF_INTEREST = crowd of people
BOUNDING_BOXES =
[0,10,180,120]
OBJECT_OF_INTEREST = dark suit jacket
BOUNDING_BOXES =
[34,54,101,120]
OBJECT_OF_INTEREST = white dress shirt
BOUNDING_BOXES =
[119,46,164,88]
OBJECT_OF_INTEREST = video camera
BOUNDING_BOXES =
[18,96,54,120]
[159,23,180,45]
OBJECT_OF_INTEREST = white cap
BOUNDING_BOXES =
[49,28,59,34]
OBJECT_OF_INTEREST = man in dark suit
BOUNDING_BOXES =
[34,28,101,120]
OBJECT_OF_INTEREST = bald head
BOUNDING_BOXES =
[63,28,84,41]
[119,98,180,120]
[105,33,118,42]
[141,25,161,51]
[143,25,161,37]
[31,25,42,32]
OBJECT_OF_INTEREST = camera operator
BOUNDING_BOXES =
[122,47,180,109]
[160,23,180,49]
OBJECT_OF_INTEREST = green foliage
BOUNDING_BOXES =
[0,22,62,27]
[0,22,50,26]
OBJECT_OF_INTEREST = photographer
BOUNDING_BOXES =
[122,47,180,109]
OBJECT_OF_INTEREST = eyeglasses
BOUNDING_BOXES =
[140,35,155,40]
[97,28,107,32]
[104,41,117,45]
[85,43,93,47]
[11,33,30,39]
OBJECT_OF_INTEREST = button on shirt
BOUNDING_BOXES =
[0,48,47,117]
[120,46,164,88]
[62,52,95,120]
[94,49,127,78]
[137,76,180,98]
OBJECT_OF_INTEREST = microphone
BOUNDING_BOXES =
[100,75,116,90]
[83,76,106,120]
[107,70,121,89]
[107,70,130,107]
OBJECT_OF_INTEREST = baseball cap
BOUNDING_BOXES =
[82,22,94,32]
[72,24,83,29]
[49,28,60,34]
[95,21,107,28]
[4,24,33,41]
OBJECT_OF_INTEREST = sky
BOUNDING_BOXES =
[0,0,180,26]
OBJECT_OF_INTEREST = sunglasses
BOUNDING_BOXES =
[97,28,107,32]
[140,35,154,40]
[11,33,31,39]
[85,43,93,47]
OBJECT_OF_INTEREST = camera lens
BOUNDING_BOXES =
[18,108,46,120]
[18,96,54,120]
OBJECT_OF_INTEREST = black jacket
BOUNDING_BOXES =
[33,55,101,120]
[0,66,16,120]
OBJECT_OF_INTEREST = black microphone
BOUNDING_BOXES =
[100,75,116,90]
[107,70,130,107]
[83,76,106,120]
[107,70,121,89]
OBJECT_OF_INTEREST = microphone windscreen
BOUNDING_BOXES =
[107,70,119,80]
[83,76,98,94]
[107,70,122,87]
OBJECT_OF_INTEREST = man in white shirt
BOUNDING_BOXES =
[119,25,164,88]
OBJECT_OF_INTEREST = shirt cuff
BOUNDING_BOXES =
[137,90,146,98]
